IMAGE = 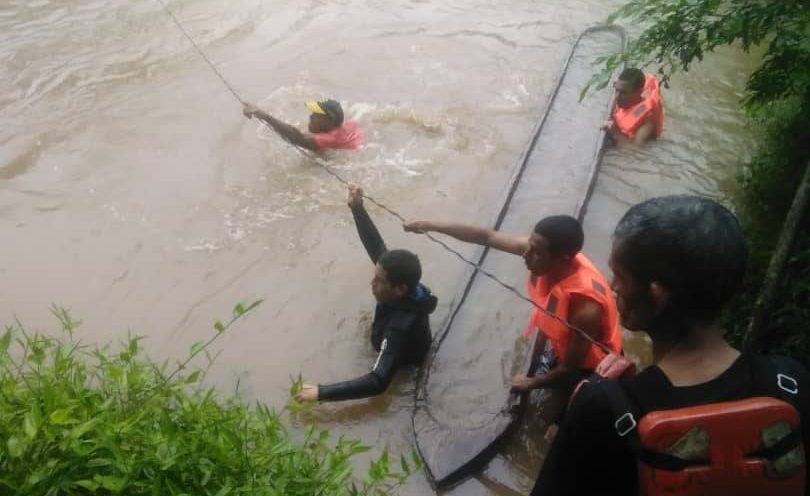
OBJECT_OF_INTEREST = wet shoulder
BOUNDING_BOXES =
[568,378,617,421]
[754,354,810,401]
[384,307,421,331]
[761,354,810,378]
[342,119,361,131]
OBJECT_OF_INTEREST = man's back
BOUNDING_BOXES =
[312,119,364,150]
[371,286,436,366]
[534,354,810,495]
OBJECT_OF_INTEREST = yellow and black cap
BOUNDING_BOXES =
[305,99,344,125]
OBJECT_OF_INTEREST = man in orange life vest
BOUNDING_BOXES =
[242,99,364,152]
[532,196,809,496]
[403,216,622,394]
[602,67,664,147]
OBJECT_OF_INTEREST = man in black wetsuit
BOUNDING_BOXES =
[532,195,810,495]
[294,184,437,402]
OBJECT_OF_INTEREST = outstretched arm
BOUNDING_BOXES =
[243,103,320,151]
[403,219,528,256]
[296,331,404,402]
[348,184,387,263]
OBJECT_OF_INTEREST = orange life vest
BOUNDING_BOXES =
[613,73,664,140]
[524,253,622,370]
[635,397,805,496]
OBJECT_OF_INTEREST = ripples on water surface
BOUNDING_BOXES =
[0,1,757,494]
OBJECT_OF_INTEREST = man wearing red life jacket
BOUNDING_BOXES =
[532,196,810,496]
[603,67,664,146]
[403,215,622,395]
[243,99,364,152]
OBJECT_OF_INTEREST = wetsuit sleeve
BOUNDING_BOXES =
[317,330,403,402]
[531,382,637,495]
[351,204,387,263]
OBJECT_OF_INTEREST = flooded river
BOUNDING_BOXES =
[0,0,757,493]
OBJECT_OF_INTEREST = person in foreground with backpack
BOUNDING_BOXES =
[532,195,809,496]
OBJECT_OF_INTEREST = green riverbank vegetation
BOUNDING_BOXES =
[0,303,416,495]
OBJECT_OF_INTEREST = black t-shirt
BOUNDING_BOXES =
[532,353,810,496]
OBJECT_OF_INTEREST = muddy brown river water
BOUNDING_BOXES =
[0,0,758,493]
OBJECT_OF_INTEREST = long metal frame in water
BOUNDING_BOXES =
[412,25,627,490]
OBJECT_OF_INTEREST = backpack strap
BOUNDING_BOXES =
[748,427,803,460]
[600,380,699,471]
[747,355,804,460]
[750,355,801,404]
[602,355,804,471]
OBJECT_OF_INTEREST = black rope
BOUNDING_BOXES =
[155,0,614,355]
[291,147,613,355]
[156,0,244,105]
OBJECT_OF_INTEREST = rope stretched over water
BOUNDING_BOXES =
[155,0,613,355]
[295,148,612,355]
[156,0,245,105]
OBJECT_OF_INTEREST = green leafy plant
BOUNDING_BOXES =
[0,303,417,495]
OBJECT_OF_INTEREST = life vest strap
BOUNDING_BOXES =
[633,429,802,472]
[747,426,803,461]
[752,356,800,401]
[601,377,805,474]
[599,357,806,469]
[601,380,691,470]
[778,373,799,395]
[614,411,636,437]
[638,446,704,472]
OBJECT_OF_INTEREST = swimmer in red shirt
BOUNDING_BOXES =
[243,99,364,152]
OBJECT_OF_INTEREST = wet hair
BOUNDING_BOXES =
[533,215,584,258]
[378,249,422,292]
[619,67,645,91]
[613,195,748,321]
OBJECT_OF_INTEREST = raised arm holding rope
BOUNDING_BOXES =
[156,0,618,407]
[404,216,622,396]
[295,184,437,403]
